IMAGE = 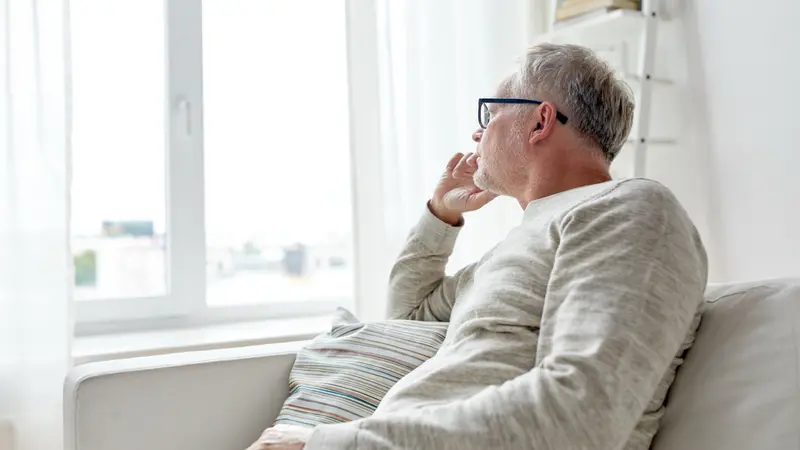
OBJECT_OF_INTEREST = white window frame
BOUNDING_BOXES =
[75,0,372,334]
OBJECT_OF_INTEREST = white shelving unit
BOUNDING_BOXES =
[540,9,646,46]
[530,0,673,178]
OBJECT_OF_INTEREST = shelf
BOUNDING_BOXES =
[625,73,673,86]
[534,9,648,47]
[625,137,676,146]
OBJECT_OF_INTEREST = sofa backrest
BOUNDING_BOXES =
[651,278,800,450]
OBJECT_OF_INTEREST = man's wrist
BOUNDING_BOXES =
[428,200,463,226]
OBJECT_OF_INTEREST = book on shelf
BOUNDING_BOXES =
[555,0,640,22]
[552,6,631,30]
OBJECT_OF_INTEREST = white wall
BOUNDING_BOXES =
[688,0,800,282]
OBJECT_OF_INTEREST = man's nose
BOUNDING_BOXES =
[472,129,483,143]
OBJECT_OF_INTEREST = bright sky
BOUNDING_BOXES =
[70,0,352,247]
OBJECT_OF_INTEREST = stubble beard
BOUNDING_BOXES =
[473,163,504,196]
[475,125,528,196]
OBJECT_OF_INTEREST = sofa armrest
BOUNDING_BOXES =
[64,341,306,450]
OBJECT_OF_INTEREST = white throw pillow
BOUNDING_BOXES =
[651,279,800,450]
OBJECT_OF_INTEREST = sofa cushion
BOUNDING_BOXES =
[651,278,800,450]
[272,308,448,428]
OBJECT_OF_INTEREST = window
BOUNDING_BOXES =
[71,0,355,330]
[71,1,168,302]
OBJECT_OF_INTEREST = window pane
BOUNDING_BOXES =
[202,0,353,306]
[71,1,167,301]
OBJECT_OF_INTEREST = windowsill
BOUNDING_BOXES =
[72,315,331,365]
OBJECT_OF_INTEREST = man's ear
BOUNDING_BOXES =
[529,101,559,144]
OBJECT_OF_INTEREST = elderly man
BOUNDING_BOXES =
[257,43,708,450]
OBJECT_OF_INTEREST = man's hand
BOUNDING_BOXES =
[245,424,312,450]
[430,152,497,225]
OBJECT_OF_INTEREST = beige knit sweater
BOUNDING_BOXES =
[307,178,708,450]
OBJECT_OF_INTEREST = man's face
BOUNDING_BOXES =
[473,84,525,195]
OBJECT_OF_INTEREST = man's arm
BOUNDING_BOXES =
[307,183,708,449]
[386,152,495,321]
[385,203,476,321]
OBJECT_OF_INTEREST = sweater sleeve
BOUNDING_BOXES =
[384,202,477,322]
[306,183,708,450]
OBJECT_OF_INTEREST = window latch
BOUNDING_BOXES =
[175,97,192,138]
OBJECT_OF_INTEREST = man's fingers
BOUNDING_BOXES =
[453,152,474,175]
[445,153,464,172]
[466,153,479,167]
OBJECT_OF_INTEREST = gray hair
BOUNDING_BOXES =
[511,43,635,162]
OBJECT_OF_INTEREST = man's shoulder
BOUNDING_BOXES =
[523,178,689,230]
[551,178,696,241]
[611,177,681,206]
[573,178,684,216]
[555,178,706,267]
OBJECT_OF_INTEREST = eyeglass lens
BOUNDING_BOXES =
[480,102,491,128]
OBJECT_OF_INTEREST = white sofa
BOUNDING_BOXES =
[64,279,800,450]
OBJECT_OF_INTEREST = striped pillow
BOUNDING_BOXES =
[273,308,448,428]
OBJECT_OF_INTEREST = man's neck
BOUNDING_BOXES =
[515,161,612,209]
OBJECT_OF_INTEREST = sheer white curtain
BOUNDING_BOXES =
[354,0,530,319]
[0,0,72,449]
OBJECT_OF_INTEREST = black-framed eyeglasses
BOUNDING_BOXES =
[478,97,569,129]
